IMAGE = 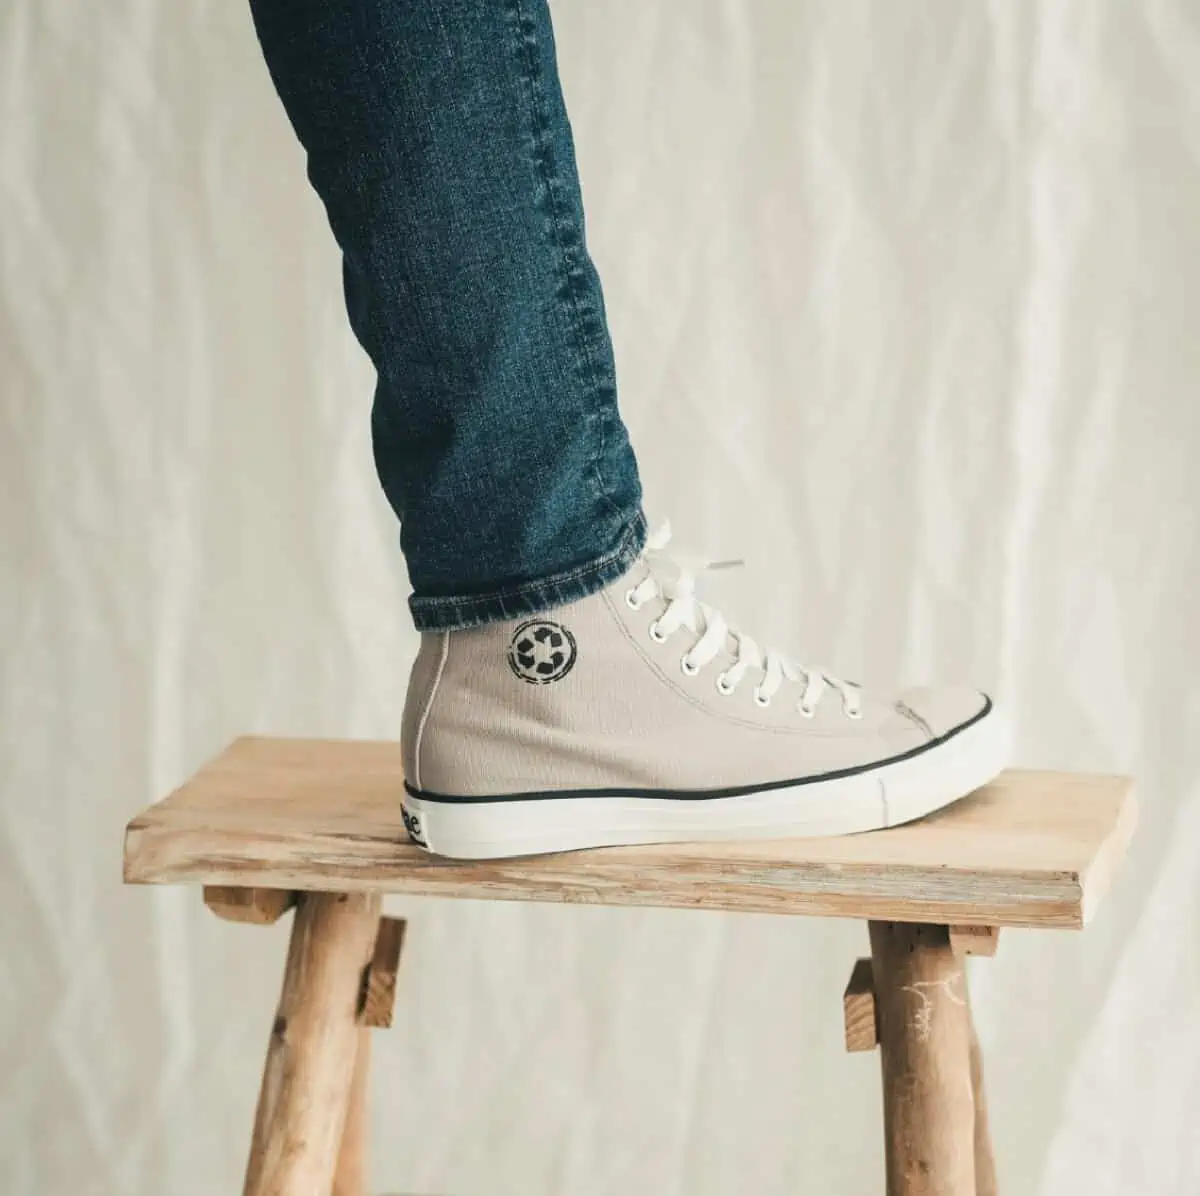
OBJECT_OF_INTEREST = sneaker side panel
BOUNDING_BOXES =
[402,587,931,799]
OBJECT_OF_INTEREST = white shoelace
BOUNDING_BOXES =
[624,522,863,719]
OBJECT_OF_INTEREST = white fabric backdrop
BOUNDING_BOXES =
[3,1,1198,1192]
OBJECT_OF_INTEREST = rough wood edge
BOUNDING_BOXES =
[360,917,406,1029]
[123,824,1090,928]
[1080,779,1139,925]
[203,886,296,925]
[843,957,878,1052]
[121,825,151,883]
[949,924,1000,956]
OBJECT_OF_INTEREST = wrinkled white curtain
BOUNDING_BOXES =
[3,1,1198,1193]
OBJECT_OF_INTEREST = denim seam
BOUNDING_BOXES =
[411,512,646,631]
[506,0,620,526]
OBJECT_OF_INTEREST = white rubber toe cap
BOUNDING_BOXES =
[896,686,992,740]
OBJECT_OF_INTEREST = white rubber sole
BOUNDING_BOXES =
[401,703,1011,860]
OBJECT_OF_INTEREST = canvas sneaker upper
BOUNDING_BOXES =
[400,525,1008,858]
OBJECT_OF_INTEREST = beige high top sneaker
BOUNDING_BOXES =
[400,530,1010,859]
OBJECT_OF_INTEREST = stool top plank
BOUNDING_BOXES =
[124,737,1135,929]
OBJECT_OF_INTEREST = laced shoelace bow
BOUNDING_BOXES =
[624,522,863,719]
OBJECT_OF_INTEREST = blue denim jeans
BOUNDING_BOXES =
[248,0,646,630]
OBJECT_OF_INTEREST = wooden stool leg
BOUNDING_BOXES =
[244,891,382,1196]
[966,983,997,1196]
[333,1027,371,1196]
[868,921,974,1196]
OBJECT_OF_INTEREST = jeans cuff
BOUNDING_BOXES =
[408,513,648,632]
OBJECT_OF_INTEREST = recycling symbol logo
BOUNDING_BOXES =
[507,619,577,685]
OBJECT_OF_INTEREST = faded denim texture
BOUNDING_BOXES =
[249,0,646,629]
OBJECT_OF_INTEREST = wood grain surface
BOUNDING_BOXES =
[332,1029,371,1196]
[966,975,998,1196]
[243,891,381,1196]
[843,957,878,1052]
[124,737,1136,928]
[204,885,296,925]
[869,922,974,1195]
[948,924,1000,957]
[360,917,406,1030]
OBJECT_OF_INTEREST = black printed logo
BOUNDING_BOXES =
[402,806,427,848]
[507,619,577,685]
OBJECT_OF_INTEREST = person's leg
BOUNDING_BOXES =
[247,0,1010,860]
[248,0,645,630]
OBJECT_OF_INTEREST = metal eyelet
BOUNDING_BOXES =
[753,688,771,708]
[680,657,699,677]
[648,621,668,644]
[716,673,735,696]
[625,589,642,611]
[798,702,816,719]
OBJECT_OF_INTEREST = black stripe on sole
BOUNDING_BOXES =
[405,696,994,806]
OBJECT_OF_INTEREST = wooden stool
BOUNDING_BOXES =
[124,737,1135,1196]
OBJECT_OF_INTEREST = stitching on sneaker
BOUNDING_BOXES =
[412,632,450,791]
